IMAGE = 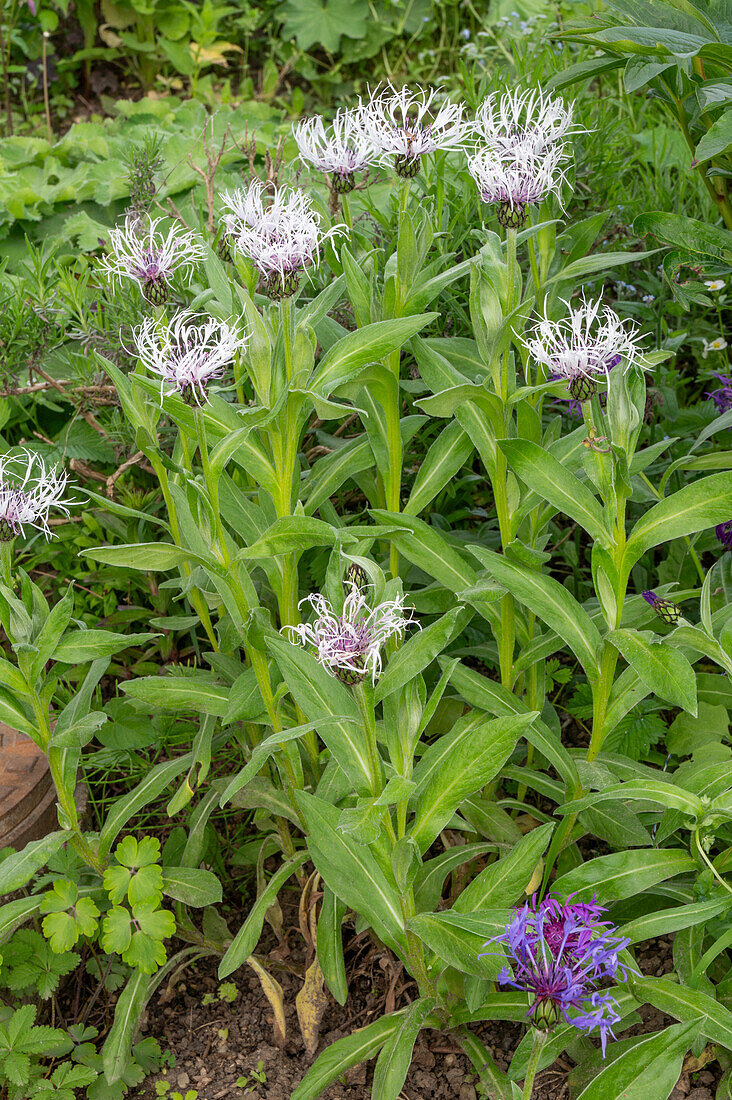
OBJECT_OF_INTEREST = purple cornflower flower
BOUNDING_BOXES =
[642,590,682,625]
[284,584,417,684]
[99,217,204,306]
[484,894,632,1055]
[716,521,732,552]
[0,451,76,540]
[707,373,732,414]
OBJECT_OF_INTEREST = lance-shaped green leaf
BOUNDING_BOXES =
[291,1010,409,1100]
[267,636,371,793]
[411,713,535,852]
[374,606,469,704]
[631,976,732,1050]
[634,211,732,265]
[317,886,347,1006]
[371,997,437,1100]
[454,823,554,913]
[102,970,150,1084]
[0,832,70,894]
[576,1020,700,1100]
[370,510,477,593]
[82,543,211,571]
[218,852,309,979]
[624,473,732,568]
[470,546,602,679]
[498,438,610,543]
[297,792,408,958]
[607,629,697,714]
[311,314,437,394]
[0,896,42,944]
[619,897,732,946]
[553,849,696,903]
[404,421,474,516]
[302,436,372,515]
[408,910,508,978]
[219,719,345,806]
[99,750,198,857]
[122,676,230,717]
[414,843,494,914]
[53,630,158,663]
[237,516,340,559]
[161,868,222,907]
[560,781,703,821]
[445,658,579,790]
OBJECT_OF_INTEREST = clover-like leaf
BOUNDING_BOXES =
[41,880,100,952]
[104,836,163,906]
[101,906,133,956]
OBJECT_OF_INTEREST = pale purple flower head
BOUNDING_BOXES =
[641,589,682,625]
[284,584,417,684]
[716,521,732,552]
[707,373,732,414]
[132,310,247,406]
[293,107,379,192]
[474,89,577,157]
[0,451,76,540]
[360,85,469,178]
[468,141,567,229]
[98,217,204,306]
[484,893,632,1055]
[221,180,345,299]
[523,296,643,401]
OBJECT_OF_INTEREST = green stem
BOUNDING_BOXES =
[0,541,13,587]
[694,826,732,898]
[521,1028,547,1100]
[195,407,229,566]
[353,680,382,795]
[281,296,294,383]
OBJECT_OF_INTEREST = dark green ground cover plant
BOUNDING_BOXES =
[2,2,732,1099]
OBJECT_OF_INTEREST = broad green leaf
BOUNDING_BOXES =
[620,897,732,945]
[560,780,703,820]
[372,997,436,1100]
[411,713,535,852]
[404,421,474,516]
[317,887,347,1006]
[291,1010,409,1100]
[407,910,508,978]
[82,543,210,570]
[499,438,609,543]
[634,211,732,265]
[414,843,494,914]
[0,896,42,944]
[624,473,732,568]
[267,636,371,793]
[161,868,222,907]
[576,1020,699,1100]
[0,832,69,894]
[237,516,339,559]
[374,606,468,704]
[102,970,150,1084]
[470,546,602,678]
[53,630,158,663]
[631,976,732,1050]
[121,676,230,717]
[218,853,308,979]
[370,510,477,593]
[297,792,407,958]
[608,629,697,714]
[553,849,696,903]
[454,824,554,913]
[312,315,437,394]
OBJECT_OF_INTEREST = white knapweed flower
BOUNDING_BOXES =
[524,297,643,401]
[705,279,726,292]
[474,89,576,156]
[702,337,728,358]
[361,85,469,177]
[132,311,247,405]
[468,141,567,228]
[221,180,345,299]
[284,585,417,684]
[98,217,204,305]
[0,451,75,540]
[293,107,378,192]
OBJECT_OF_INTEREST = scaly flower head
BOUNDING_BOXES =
[642,589,682,625]
[132,310,247,406]
[221,180,345,299]
[707,373,732,413]
[0,451,76,540]
[468,141,567,228]
[361,85,469,177]
[485,893,632,1054]
[716,521,732,552]
[293,107,378,192]
[523,296,643,401]
[98,217,204,305]
[475,89,576,156]
[284,584,417,684]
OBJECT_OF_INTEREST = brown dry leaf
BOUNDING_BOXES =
[524,859,543,895]
[246,956,286,1048]
[296,958,329,1057]
[682,1043,718,1073]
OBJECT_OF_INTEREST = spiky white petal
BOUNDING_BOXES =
[221,180,345,277]
[469,141,567,211]
[98,217,204,291]
[294,107,379,176]
[474,89,577,156]
[0,451,75,539]
[284,585,417,683]
[132,310,247,405]
[523,297,644,381]
[360,85,469,162]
